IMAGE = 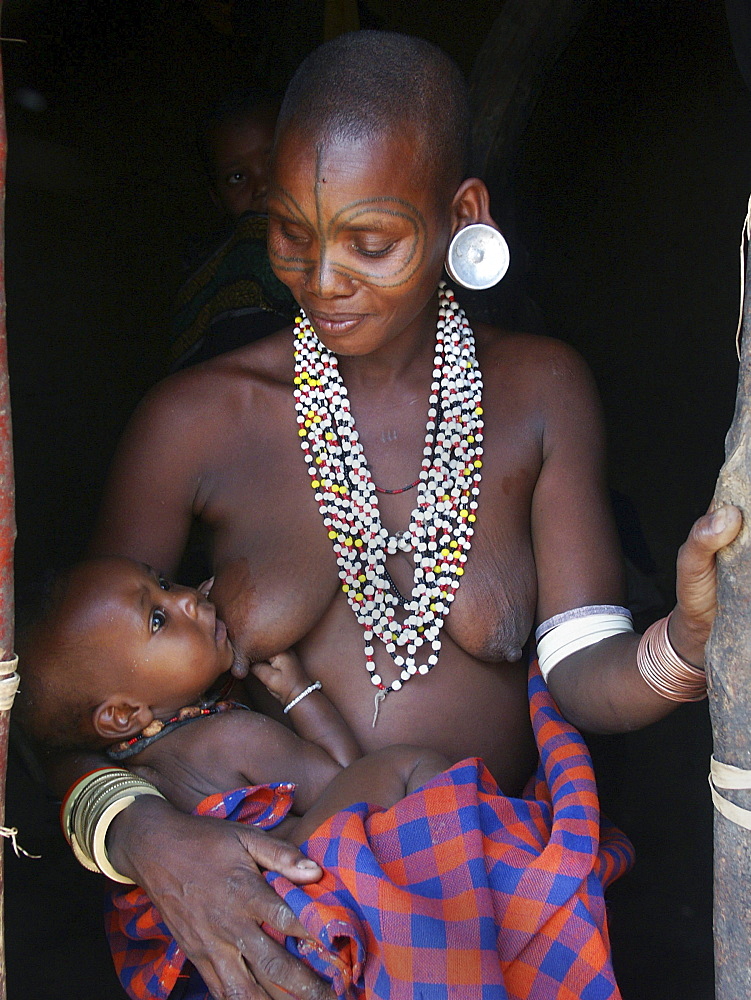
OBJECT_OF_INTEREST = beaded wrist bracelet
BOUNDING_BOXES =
[636,613,707,702]
[61,767,166,883]
[283,680,322,714]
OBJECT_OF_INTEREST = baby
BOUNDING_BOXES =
[17,556,448,846]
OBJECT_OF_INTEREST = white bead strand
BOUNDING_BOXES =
[294,283,483,724]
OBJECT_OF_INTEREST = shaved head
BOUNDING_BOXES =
[277,31,471,195]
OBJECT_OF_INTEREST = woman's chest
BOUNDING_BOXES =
[204,444,539,664]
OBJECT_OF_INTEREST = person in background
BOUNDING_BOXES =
[170,88,296,371]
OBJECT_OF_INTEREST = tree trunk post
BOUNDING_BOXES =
[706,200,751,1000]
[0,3,19,998]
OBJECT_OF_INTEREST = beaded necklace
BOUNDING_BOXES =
[294,282,483,725]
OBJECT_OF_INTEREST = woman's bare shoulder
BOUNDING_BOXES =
[476,323,596,402]
[135,327,297,428]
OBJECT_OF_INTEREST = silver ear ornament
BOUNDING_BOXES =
[444,223,510,290]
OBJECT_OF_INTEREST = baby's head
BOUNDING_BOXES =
[198,88,280,219]
[17,557,236,751]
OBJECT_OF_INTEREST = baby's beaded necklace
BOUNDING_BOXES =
[294,282,483,725]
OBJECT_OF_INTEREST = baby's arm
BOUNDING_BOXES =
[251,651,361,768]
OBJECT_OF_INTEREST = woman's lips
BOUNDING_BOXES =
[308,312,364,336]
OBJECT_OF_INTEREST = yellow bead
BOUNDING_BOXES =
[328,530,337,539]
[474,460,482,468]
[342,584,349,592]
[311,480,320,488]
[355,539,363,548]
[456,567,464,576]
[468,514,476,522]
[298,428,306,437]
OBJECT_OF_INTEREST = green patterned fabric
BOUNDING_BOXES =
[170,212,296,366]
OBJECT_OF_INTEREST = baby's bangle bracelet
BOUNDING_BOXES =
[61,767,166,883]
[283,680,322,714]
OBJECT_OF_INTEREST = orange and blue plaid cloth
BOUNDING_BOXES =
[106,666,634,999]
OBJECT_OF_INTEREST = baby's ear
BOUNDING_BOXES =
[92,698,154,742]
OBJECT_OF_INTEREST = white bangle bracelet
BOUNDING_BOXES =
[283,680,322,714]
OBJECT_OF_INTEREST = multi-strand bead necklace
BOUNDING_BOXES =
[294,282,483,725]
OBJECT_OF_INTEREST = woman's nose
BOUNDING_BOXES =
[304,252,352,298]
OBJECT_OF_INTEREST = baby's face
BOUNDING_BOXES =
[209,108,277,218]
[71,557,235,716]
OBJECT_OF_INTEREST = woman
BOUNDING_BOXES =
[53,31,740,1000]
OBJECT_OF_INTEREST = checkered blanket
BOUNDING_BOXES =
[106,667,633,999]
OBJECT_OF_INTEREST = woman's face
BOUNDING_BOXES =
[267,125,455,356]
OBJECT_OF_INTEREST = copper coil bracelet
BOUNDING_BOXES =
[636,613,707,702]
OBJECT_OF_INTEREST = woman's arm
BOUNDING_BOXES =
[529,338,741,732]
[88,371,211,573]
[46,747,333,1000]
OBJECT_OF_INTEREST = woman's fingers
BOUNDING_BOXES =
[673,504,743,660]
[115,806,329,1000]
[171,910,333,1000]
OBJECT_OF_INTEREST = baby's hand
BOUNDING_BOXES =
[251,651,308,705]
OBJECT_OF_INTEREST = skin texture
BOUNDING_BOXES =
[68,119,743,1000]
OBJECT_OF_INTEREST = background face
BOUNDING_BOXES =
[5,4,751,999]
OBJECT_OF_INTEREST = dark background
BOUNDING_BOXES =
[2,1,751,997]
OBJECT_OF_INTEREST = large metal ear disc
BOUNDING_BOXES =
[444,223,510,290]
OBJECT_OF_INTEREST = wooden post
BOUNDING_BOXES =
[706,202,751,1000]
[0,2,17,997]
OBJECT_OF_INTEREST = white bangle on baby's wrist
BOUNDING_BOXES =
[283,680,322,714]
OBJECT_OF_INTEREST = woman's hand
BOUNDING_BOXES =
[109,796,334,1000]
[671,504,743,664]
[251,651,309,706]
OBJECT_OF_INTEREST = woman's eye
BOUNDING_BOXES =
[227,172,245,185]
[151,608,167,633]
[158,576,171,591]
[354,242,393,258]
[282,227,307,244]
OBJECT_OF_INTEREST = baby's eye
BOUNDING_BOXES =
[158,576,170,591]
[151,608,167,633]
[227,172,245,185]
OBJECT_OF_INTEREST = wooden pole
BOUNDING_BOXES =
[706,201,751,1000]
[0,2,18,997]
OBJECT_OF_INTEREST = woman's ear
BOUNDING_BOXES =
[92,698,154,742]
[450,177,495,234]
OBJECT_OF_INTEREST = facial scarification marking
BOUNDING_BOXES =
[268,141,428,289]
